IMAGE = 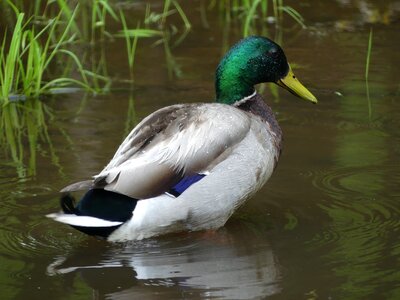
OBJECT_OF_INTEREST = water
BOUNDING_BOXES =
[1,1,400,299]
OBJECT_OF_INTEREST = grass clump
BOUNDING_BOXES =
[210,0,306,37]
[0,7,108,104]
[119,11,163,79]
[118,0,192,80]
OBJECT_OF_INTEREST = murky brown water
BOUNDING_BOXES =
[1,0,400,299]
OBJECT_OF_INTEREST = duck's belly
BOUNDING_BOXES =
[109,121,278,242]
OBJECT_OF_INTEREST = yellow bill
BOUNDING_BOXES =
[277,65,317,103]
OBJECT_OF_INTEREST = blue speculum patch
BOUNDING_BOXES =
[169,174,206,197]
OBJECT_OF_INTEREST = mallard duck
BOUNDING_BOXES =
[48,36,317,242]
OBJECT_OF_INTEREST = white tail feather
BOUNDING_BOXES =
[46,213,123,227]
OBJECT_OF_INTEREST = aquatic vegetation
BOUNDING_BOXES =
[210,0,306,37]
[365,29,373,81]
[161,0,192,30]
[0,7,107,103]
[117,0,192,80]
[1,0,117,42]
[87,0,119,43]
[1,0,193,94]
[118,11,163,79]
[365,28,373,119]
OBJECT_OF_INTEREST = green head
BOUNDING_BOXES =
[215,36,317,105]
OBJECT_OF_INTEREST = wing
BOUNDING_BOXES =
[63,103,251,199]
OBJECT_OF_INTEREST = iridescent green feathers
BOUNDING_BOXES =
[215,36,290,105]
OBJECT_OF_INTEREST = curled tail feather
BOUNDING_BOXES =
[60,193,77,214]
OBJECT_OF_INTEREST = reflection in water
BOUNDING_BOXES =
[47,228,281,299]
[0,99,67,179]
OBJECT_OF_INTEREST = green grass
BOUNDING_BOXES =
[89,0,119,43]
[212,0,306,37]
[119,10,163,79]
[243,0,262,37]
[117,1,192,80]
[279,5,306,28]
[172,0,192,30]
[365,28,373,81]
[365,28,373,119]
[0,6,109,103]
[1,0,193,94]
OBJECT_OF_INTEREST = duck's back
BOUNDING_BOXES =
[93,103,253,199]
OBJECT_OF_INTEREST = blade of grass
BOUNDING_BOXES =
[2,13,24,102]
[161,0,172,26]
[243,0,261,37]
[365,28,373,80]
[118,29,164,38]
[40,78,96,94]
[172,0,191,30]
[5,0,20,16]
[280,6,306,29]
[365,28,373,119]
[56,0,81,36]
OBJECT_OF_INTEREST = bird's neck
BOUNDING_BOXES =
[215,73,255,105]
[214,51,257,105]
[236,93,282,155]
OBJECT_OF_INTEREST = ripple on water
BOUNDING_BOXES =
[309,166,389,201]
[305,164,400,287]
[310,165,398,220]
[0,217,82,260]
[0,177,79,263]
[0,213,89,285]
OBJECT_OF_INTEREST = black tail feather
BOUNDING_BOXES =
[60,190,137,221]
[58,189,137,239]
[60,193,78,214]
